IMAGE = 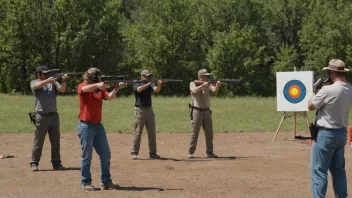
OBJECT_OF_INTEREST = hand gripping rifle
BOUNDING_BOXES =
[313,75,332,94]
[193,78,241,85]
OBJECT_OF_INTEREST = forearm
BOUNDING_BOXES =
[212,85,220,95]
[136,83,150,92]
[154,84,162,93]
[34,79,52,89]
[105,88,119,100]
[191,84,205,94]
[57,81,67,93]
[81,83,100,92]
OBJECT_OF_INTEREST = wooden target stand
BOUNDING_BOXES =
[272,67,312,141]
[272,111,311,141]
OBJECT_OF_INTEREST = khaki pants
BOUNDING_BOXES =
[189,109,213,154]
[30,113,61,166]
[131,107,157,154]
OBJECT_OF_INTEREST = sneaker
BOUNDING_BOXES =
[101,181,119,190]
[188,154,195,159]
[82,184,96,191]
[149,153,161,159]
[131,153,138,160]
[53,164,66,170]
[31,164,38,172]
[206,153,218,158]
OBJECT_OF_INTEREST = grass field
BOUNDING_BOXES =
[0,93,320,133]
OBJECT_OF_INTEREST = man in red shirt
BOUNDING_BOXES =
[77,67,125,191]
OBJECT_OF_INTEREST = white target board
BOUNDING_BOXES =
[276,71,313,112]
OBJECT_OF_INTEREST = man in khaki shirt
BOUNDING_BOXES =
[188,69,222,159]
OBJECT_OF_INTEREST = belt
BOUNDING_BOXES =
[80,120,101,126]
[37,112,57,116]
[192,106,209,111]
[135,105,151,108]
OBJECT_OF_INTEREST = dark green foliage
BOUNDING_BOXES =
[1,0,352,96]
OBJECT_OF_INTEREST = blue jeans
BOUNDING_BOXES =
[77,121,111,186]
[311,127,348,198]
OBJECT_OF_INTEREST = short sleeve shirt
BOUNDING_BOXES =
[133,83,157,107]
[30,79,60,113]
[189,82,216,108]
[77,82,109,123]
[312,81,352,128]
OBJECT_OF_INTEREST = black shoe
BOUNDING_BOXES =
[149,153,161,159]
[206,153,218,158]
[53,164,66,170]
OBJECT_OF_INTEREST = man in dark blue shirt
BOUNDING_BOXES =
[131,70,164,160]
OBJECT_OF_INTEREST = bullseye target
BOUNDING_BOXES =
[283,80,306,103]
[276,71,313,111]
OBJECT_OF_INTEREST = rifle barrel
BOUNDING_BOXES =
[194,79,241,84]
[148,79,183,82]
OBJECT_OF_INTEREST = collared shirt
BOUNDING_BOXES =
[312,81,352,128]
[77,82,109,123]
[30,80,60,114]
[133,83,157,107]
[189,82,216,108]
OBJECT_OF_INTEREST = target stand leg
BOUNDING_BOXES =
[294,111,312,140]
[272,112,288,141]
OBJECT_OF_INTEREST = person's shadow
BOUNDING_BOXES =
[91,186,183,191]
[37,167,81,172]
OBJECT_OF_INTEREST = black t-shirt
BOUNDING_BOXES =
[133,83,157,107]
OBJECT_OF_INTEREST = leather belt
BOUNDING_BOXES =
[80,120,101,126]
[37,112,57,116]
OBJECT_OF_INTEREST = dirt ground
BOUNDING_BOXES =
[1,131,352,198]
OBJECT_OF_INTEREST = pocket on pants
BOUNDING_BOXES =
[317,132,336,149]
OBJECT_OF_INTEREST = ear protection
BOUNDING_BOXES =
[87,69,102,83]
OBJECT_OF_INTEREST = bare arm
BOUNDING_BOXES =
[104,82,126,100]
[33,77,56,89]
[191,82,210,94]
[153,80,163,93]
[56,75,70,93]
[136,82,152,93]
[308,99,316,111]
[81,82,110,93]
[210,81,223,95]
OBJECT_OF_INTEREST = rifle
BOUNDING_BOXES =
[48,69,83,78]
[194,79,241,85]
[101,75,125,81]
[103,78,183,86]
[313,75,332,93]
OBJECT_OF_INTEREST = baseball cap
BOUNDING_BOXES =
[198,69,211,76]
[322,59,349,72]
[36,66,51,74]
[141,70,152,76]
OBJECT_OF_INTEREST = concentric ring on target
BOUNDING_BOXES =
[283,80,306,103]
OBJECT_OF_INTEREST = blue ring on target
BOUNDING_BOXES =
[283,80,306,103]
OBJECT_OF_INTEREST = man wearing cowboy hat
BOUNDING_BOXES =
[308,59,352,198]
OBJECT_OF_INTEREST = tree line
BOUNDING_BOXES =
[1,0,352,96]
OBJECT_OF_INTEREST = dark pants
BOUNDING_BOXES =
[30,113,61,167]
[189,109,213,155]
[131,107,157,154]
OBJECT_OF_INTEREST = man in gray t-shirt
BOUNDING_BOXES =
[308,59,352,198]
[30,66,70,172]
